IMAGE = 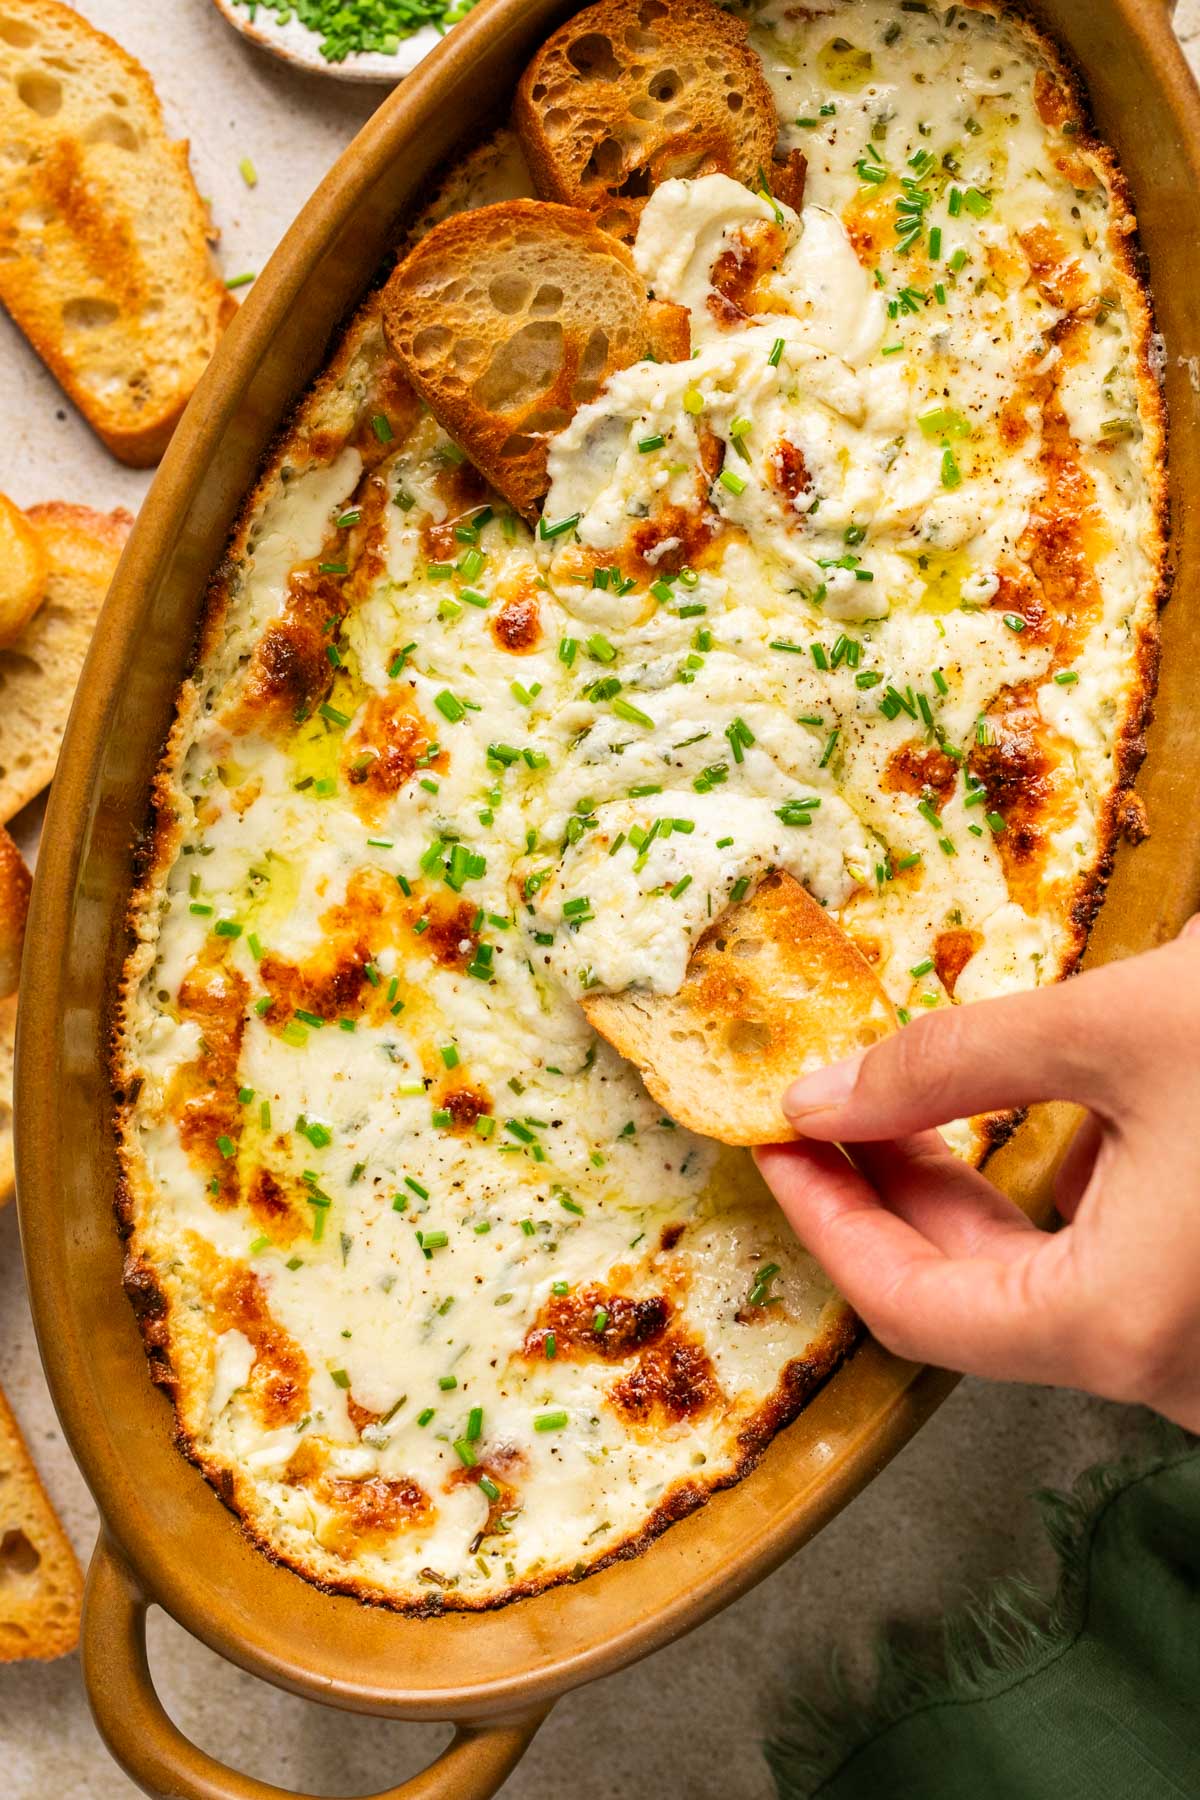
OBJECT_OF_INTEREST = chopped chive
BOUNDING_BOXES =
[435,689,466,722]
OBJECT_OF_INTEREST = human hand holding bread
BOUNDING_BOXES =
[756,922,1200,1432]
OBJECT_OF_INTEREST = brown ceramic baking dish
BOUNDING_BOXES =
[15,0,1200,1794]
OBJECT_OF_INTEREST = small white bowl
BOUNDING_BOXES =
[207,0,464,82]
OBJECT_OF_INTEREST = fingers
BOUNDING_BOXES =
[756,1139,1081,1384]
[851,1135,1038,1260]
[1052,1112,1105,1223]
[782,940,1195,1142]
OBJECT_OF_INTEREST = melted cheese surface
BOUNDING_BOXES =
[117,0,1162,1610]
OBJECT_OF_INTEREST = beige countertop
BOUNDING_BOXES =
[3,3,1196,1794]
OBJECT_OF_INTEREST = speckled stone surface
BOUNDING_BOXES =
[2,4,1196,1795]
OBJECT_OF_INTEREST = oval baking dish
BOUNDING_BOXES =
[16,0,1200,1795]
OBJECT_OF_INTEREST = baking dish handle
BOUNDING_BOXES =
[82,1536,548,1800]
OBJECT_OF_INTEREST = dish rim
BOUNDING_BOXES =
[15,0,1200,1735]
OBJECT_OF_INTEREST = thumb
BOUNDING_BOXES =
[781,943,1182,1143]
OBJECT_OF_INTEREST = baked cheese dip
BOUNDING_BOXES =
[115,0,1165,1611]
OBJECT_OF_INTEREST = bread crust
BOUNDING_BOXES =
[0,827,31,1001]
[515,0,782,241]
[0,1383,83,1660]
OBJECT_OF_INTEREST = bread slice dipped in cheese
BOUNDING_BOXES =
[381,198,689,519]
[515,0,805,242]
[584,873,896,1145]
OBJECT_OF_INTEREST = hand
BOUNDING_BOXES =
[755,919,1200,1431]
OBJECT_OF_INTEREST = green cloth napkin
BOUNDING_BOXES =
[767,1438,1200,1799]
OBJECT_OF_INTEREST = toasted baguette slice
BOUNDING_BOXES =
[515,0,782,242]
[382,199,689,519]
[583,871,896,1146]
[0,1383,83,1661]
[0,503,132,822]
[0,992,15,1205]
[0,828,30,1001]
[0,495,47,648]
[0,0,235,466]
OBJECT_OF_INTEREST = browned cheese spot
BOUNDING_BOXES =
[244,1166,309,1245]
[989,559,1056,648]
[522,1286,671,1363]
[343,685,446,822]
[932,928,984,998]
[1019,223,1092,315]
[883,742,959,809]
[320,1475,432,1559]
[282,1435,433,1557]
[768,439,814,509]
[258,866,407,1027]
[706,220,787,327]
[968,683,1070,910]
[608,1329,722,1427]
[230,570,344,735]
[224,472,393,737]
[167,946,249,1205]
[491,574,543,654]
[547,426,723,588]
[421,894,481,971]
[435,1084,492,1134]
[999,315,1109,665]
[212,1265,311,1428]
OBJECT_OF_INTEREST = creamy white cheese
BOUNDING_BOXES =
[117,0,1162,1611]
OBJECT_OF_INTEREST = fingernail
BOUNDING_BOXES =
[783,1051,865,1121]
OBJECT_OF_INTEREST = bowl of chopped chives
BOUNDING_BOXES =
[208,0,483,81]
